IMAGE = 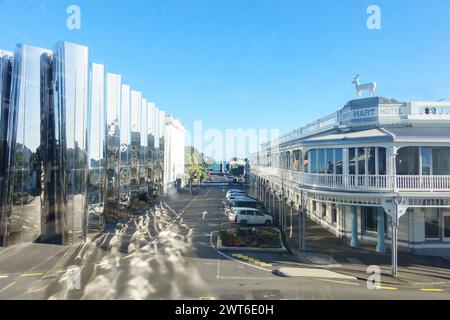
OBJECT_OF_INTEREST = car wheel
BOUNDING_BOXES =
[265,220,272,226]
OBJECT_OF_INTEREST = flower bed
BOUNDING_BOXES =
[219,228,282,249]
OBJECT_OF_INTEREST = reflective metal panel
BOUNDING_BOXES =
[7,45,51,245]
[130,90,142,206]
[139,98,148,200]
[0,50,13,246]
[158,110,166,195]
[105,73,122,219]
[87,64,106,229]
[147,102,156,200]
[153,107,160,196]
[53,42,89,244]
[119,84,131,212]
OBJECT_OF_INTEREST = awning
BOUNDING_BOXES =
[383,127,450,143]
[302,128,392,146]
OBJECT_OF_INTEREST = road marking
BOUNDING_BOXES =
[377,286,398,291]
[121,253,137,260]
[0,275,8,279]
[421,288,444,292]
[202,211,208,220]
[317,278,360,286]
[199,296,216,300]
[20,272,44,277]
[0,281,16,293]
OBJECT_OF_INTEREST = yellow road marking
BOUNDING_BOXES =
[421,288,444,292]
[20,272,44,277]
[199,296,216,300]
[377,286,398,291]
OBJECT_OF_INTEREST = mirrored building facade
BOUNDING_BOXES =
[0,41,186,248]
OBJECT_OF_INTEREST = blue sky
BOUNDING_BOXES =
[1,0,450,158]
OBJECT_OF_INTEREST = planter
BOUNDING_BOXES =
[217,228,288,253]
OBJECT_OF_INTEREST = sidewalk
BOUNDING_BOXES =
[293,220,450,287]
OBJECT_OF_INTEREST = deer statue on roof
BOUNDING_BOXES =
[352,74,377,97]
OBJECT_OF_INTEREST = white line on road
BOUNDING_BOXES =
[316,278,361,286]
[0,281,16,293]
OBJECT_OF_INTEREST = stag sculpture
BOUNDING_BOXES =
[352,74,377,97]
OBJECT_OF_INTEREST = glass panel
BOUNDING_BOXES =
[378,147,386,175]
[420,147,431,176]
[317,149,325,174]
[303,151,309,173]
[424,209,440,240]
[396,147,419,175]
[147,102,156,200]
[335,149,343,175]
[368,147,376,175]
[310,150,317,174]
[326,149,334,174]
[444,213,450,238]
[364,207,377,232]
[358,148,366,175]
[349,148,356,175]
[432,147,450,175]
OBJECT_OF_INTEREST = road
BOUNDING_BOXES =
[0,185,449,300]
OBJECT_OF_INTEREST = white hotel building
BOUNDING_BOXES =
[250,97,450,257]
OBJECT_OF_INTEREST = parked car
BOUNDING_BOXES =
[226,189,245,197]
[225,199,266,214]
[228,207,273,226]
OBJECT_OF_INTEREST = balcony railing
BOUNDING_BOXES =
[251,166,450,192]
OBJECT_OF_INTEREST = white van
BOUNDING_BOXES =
[228,207,273,226]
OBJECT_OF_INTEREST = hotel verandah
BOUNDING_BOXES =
[250,97,450,257]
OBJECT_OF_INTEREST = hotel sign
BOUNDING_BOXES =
[341,105,406,124]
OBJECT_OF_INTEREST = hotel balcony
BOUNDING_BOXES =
[251,166,450,193]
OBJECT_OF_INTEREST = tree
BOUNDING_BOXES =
[186,149,208,195]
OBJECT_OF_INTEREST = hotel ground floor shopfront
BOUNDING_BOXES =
[250,175,450,258]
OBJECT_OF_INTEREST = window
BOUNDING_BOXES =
[358,148,366,175]
[312,200,317,212]
[397,147,419,175]
[322,203,327,218]
[368,147,376,175]
[327,149,334,174]
[421,147,432,175]
[318,149,326,174]
[424,209,440,240]
[332,206,337,224]
[304,151,309,173]
[335,149,343,175]
[310,150,318,174]
[293,150,302,171]
[363,207,377,232]
[349,148,356,175]
[378,147,386,175]
[444,211,450,239]
[432,147,450,175]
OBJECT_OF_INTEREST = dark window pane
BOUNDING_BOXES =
[327,149,334,174]
[368,147,376,175]
[349,148,356,175]
[364,207,377,232]
[358,148,366,175]
[318,149,325,174]
[425,210,440,239]
[378,147,386,175]
[310,150,317,174]
[432,147,450,175]
[396,147,419,175]
[335,149,343,175]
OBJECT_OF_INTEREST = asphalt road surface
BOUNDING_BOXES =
[1,185,449,300]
